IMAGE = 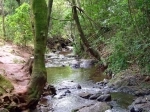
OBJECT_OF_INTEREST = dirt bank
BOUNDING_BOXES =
[0,41,33,94]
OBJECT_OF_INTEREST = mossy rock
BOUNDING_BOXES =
[0,75,14,95]
[72,102,111,112]
[108,70,138,88]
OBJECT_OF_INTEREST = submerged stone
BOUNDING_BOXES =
[75,102,111,112]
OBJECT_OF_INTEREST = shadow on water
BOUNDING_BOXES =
[47,66,106,86]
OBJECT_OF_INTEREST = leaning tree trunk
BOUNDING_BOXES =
[72,0,105,65]
[25,0,48,109]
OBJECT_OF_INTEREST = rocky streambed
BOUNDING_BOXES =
[1,43,149,112]
[34,52,150,112]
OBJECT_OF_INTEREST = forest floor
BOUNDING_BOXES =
[0,40,33,94]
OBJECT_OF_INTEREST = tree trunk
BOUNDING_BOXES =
[25,0,49,109]
[2,0,6,37]
[48,0,53,29]
[72,0,105,65]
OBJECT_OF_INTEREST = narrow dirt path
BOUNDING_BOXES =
[0,41,33,93]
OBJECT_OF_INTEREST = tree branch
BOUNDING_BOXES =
[51,17,73,21]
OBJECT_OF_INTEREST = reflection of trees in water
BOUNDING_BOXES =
[88,67,107,82]
[47,67,72,84]
[47,66,107,85]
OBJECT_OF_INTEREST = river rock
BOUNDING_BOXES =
[0,108,9,112]
[134,97,147,104]
[89,92,102,100]
[129,95,150,112]
[76,102,111,112]
[57,81,81,90]
[117,86,135,95]
[103,79,109,84]
[78,92,92,99]
[135,89,150,96]
[70,60,80,68]
[96,81,106,86]
[38,106,53,112]
[97,94,111,102]
[102,89,111,94]
[80,59,98,68]
[65,90,71,94]
[135,90,146,96]
[43,84,57,96]
[146,95,150,101]
[105,110,112,112]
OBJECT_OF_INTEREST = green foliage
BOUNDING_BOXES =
[108,33,130,73]
[73,36,85,56]
[107,0,150,73]
[5,3,33,46]
[2,0,150,74]
[50,0,72,38]
[4,0,18,14]
[72,0,150,74]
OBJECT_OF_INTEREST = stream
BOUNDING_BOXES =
[35,51,135,112]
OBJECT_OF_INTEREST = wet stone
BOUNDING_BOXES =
[89,92,102,100]
[64,90,71,94]
[105,110,112,112]
[43,84,57,96]
[146,95,150,101]
[77,84,82,89]
[129,96,150,112]
[75,102,111,112]
[97,94,111,102]
[96,81,105,86]
[134,97,147,104]
[102,89,111,94]
[117,86,135,95]
[78,92,92,99]
[135,90,146,96]
[57,81,82,90]
[0,108,9,112]
[79,59,98,68]
[103,79,109,84]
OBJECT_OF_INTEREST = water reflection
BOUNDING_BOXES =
[47,66,106,85]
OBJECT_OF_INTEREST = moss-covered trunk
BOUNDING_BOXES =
[26,0,48,109]
[72,0,104,64]
[2,0,6,37]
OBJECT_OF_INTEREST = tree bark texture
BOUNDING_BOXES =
[2,0,6,37]
[72,0,104,64]
[26,0,48,109]
[48,0,53,28]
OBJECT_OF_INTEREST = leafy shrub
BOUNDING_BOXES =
[108,32,130,73]
[5,3,33,46]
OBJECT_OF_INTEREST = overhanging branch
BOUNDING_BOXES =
[51,17,73,21]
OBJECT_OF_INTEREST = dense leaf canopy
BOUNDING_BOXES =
[1,0,150,74]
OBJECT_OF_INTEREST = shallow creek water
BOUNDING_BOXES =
[47,66,106,86]
[45,67,105,112]
[40,52,135,112]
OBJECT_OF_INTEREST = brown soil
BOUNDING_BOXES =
[0,41,33,94]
